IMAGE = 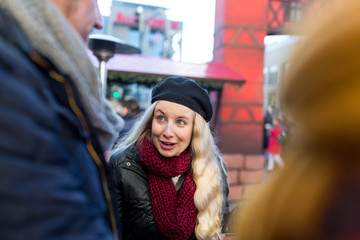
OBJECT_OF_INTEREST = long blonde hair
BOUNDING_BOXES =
[114,101,227,239]
[191,113,226,240]
[236,1,360,239]
[114,102,155,150]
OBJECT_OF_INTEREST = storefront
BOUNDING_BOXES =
[91,53,245,137]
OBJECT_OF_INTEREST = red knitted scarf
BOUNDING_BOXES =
[138,137,198,240]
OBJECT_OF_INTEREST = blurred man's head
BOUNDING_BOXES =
[52,0,103,41]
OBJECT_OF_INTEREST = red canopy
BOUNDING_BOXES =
[91,53,246,87]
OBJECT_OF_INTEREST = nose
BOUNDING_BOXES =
[163,123,174,138]
[94,3,103,30]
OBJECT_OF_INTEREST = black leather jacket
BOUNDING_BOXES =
[108,144,230,240]
[109,144,168,240]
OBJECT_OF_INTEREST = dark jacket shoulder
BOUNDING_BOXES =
[108,144,168,240]
[0,10,117,240]
[109,144,145,175]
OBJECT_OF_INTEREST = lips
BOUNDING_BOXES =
[160,141,176,150]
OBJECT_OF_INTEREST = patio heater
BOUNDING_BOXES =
[88,34,140,97]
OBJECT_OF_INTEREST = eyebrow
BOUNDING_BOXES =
[154,109,165,115]
[177,116,190,120]
[154,109,192,120]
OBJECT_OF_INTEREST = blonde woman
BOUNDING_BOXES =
[109,77,229,240]
[236,1,360,240]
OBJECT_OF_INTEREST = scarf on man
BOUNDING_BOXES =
[0,0,123,151]
[138,137,198,240]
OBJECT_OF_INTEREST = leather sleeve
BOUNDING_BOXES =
[108,151,126,226]
[220,157,231,232]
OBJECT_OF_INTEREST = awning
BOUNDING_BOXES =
[90,53,246,89]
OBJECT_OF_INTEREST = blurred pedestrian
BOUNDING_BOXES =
[109,77,230,240]
[235,1,360,239]
[117,98,143,139]
[0,0,123,239]
[266,117,285,171]
[263,105,274,153]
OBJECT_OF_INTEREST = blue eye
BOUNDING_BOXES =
[177,120,185,125]
[156,116,165,121]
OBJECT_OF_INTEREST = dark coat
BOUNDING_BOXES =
[108,144,230,240]
[0,10,119,240]
[109,145,167,240]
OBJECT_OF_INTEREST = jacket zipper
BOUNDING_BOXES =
[29,53,119,240]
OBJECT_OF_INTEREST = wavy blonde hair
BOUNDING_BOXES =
[114,102,154,150]
[191,113,226,240]
[114,101,227,239]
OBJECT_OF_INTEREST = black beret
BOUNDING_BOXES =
[151,77,213,122]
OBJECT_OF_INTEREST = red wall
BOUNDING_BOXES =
[214,0,268,154]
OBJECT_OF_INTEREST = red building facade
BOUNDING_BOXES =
[214,0,268,154]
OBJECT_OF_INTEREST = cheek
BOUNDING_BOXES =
[179,129,193,144]
[151,120,160,137]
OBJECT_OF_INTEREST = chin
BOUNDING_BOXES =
[160,152,175,158]
[158,149,178,158]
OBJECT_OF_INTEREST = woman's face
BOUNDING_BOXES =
[151,101,194,157]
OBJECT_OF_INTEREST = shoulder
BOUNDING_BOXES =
[109,144,139,168]
[108,147,128,168]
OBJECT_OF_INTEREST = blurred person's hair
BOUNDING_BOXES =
[122,98,142,115]
[235,1,360,239]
